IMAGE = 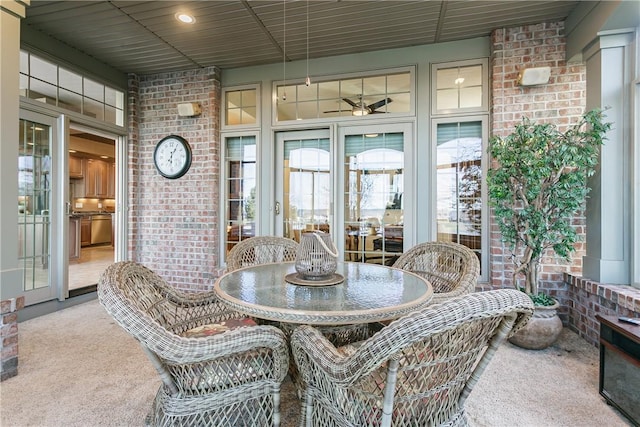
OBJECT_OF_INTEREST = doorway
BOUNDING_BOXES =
[67,127,116,293]
[274,123,414,264]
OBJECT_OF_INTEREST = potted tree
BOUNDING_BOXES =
[487,109,611,349]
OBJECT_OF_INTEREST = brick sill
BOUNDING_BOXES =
[565,274,640,313]
[565,273,640,346]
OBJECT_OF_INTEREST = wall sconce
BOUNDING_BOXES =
[516,67,551,86]
[177,102,201,117]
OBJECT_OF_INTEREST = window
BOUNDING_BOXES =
[432,59,488,115]
[19,50,125,126]
[224,135,257,257]
[434,119,486,274]
[275,70,412,122]
[431,58,488,278]
[224,87,258,126]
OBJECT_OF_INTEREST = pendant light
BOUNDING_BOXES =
[282,0,287,100]
[305,0,311,86]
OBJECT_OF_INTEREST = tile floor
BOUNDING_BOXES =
[69,245,114,290]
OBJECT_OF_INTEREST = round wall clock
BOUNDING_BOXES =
[153,135,192,179]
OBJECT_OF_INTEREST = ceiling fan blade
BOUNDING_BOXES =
[323,110,346,113]
[367,97,392,111]
[342,98,358,107]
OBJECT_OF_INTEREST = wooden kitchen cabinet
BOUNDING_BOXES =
[85,159,110,198]
[69,217,80,259]
[80,217,91,247]
[107,162,116,198]
[69,156,84,178]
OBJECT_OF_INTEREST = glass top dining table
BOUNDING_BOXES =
[214,261,433,326]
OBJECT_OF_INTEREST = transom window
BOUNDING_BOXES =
[19,51,125,126]
[275,71,411,122]
[432,59,488,115]
[225,88,258,126]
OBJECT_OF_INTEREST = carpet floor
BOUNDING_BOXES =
[0,298,633,427]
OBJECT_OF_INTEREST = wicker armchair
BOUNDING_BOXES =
[226,236,299,272]
[98,261,289,427]
[392,241,480,304]
[291,289,533,427]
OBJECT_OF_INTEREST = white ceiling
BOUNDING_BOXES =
[22,0,586,75]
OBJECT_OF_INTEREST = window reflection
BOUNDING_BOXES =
[436,121,482,265]
[19,50,124,126]
[225,136,256,255]
[18,119,51,292]
[283,140,331,242]
[225,88,257,125]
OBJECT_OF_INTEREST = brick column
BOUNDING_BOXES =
[1,297,24,381]
[489,22,586,303]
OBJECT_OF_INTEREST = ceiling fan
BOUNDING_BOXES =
[324,96,392,116]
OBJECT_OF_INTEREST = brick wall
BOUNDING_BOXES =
[489,22,587,309]
[127,67,222,292]
[487,22,639,347]
[1,296,24,381]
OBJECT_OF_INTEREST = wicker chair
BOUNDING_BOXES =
[291,289,534,427]
[226,236,299,272]
[98,261,289,427]
[392,241,480,304]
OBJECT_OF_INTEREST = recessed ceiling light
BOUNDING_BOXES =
[69,149,77,153]
[100,155,109,159]
[175,12,195,24]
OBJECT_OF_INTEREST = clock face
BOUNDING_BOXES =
[153,135,192,179]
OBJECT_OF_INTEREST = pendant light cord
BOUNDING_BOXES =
[282,0,287,100]
[306,0,310,85]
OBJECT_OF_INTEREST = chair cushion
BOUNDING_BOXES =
[182,318,257,338]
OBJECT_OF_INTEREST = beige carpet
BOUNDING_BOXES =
[0,299,632,427]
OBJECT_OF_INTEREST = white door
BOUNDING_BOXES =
[338,123,414,265]
[18,111,60,305]
[275,129,332,242]
[274,124,414,264]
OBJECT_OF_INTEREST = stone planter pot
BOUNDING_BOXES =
[508,299,563,350]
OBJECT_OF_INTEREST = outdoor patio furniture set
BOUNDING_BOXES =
[98,237,533,426]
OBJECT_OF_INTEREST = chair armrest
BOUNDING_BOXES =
[291,325,374,387]
[158,287,248,333]
[147,324,289,368]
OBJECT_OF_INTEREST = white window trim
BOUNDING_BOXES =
[431,114,489,282]
[431,58,489,117]
[219,130,261,267]
[271,66,416,126]
[221,83,261,131]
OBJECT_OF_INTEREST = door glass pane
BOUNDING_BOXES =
[344,133,404,265]
[18,119,52,292]
[283,137,331,242]
[225,136,256,257]
[436,121,482,267]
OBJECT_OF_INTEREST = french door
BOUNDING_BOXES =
[275,129,332,242]
[18,111,61,305]
[275,123,414,264]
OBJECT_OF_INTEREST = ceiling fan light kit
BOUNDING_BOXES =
[324,96,392,116]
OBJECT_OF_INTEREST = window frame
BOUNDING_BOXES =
[220,130,261,266]
[431,115,489,282]
[221,84,261,131]
[431,58,488,116]
[272,66,416,126]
